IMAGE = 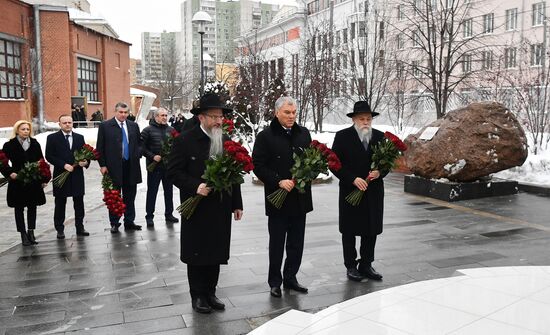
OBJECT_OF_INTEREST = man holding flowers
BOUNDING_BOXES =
[167,93,243,314]
[45,115,90,239]
[252,96,312,298]
[330,101,386,282]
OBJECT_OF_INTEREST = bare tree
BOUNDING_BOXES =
[389,0,496,119]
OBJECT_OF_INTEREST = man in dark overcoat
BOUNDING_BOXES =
[331,101,386,282]
[167,93,243,314]
[45,115,90,239]
[96,102,143,233]
[252,96,312,298]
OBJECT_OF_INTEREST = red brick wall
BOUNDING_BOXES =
[40,10,72,122]
[0,0,34,126]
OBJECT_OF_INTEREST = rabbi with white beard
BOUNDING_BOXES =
[167,93,243,314]
[330,101,387,282]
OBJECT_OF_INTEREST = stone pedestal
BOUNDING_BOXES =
[404,175,518,202]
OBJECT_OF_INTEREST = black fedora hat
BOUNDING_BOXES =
[190,93,233,115]
[346,101,379,118]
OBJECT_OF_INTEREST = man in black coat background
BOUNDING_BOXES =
[252,96,312,298]
[141,107,179,226]
[96,102,143,233]
[331,101,386,282]
[167,94,243,314]
[45,115,90,239]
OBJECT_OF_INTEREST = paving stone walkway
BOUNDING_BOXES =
[1,169,550,334]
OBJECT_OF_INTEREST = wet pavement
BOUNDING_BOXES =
[1,168,550,334]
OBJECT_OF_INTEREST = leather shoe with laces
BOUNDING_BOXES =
[146,218,154,227]
[360,266,383,281]
[270,287,282,297]
[110,226,119,234]
[76,230,89,236]
[124,223,142,231]
[192,297,212,314]
[346,268,365,282]
[207,295,225,310]
[56,232,65,239]
[165,215,179,223]
[283,281,308,293]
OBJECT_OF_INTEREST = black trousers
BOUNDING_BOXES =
[54,195,84,233]
[267,214,306,288]
[145,168,174,219]
[109,160,137,227]
[187,264,220,300]
[14,206,36,232]
[342,234,377,270]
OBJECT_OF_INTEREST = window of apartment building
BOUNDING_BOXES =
[0,39,23,99]
[412,60,421,77]
[396,61,405,78]
[531,43,543,66]
[359,49,365,66]
[505,8,518,30]
[341,81,347,95]
[378,21,385,40]
[277,58,284,78]
[343,54,348,69]
[413,30,421,47]
[397,34,405,49]
[335,30,341,45]
[77,57,99,102]
[532,2,545,26]
[343,28,348,43]
[378,50,385,67]
[463,18,473,38]
[358,21,366,37]
[504,47,517,68]
[483,13,494,34]
[350,22,356,40]
[481,50,493,69]
[350,49,355,67]
[397,4,404,21]
[462,53,472,73]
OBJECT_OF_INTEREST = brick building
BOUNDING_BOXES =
[0,0,130,128]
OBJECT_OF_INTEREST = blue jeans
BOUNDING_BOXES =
[145,168,174,219]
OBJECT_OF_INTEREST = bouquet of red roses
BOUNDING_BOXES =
[52,144,100,188]
[147,129,180,172]
[0,150,9,187]
[345,131,407,206]
[16,158,51,185]
[222,118,235,135]
[101,174,126,217]
[267,140,342,209]
[177,140,253,220]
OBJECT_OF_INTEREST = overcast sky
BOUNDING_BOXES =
[87,0,298,59]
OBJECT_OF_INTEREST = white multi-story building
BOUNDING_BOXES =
[141,31,178,82]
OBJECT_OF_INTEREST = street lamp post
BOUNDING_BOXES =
[192,11,212,96]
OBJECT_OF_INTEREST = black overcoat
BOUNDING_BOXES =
[331,126,387,236]
[1,138,46,208]
[166,125,243,265]
[252,119,313,217]
[45,131,87,197]
[96,117,142,187]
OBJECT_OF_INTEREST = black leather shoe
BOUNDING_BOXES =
[283,281,308,293]
[165,215,179,223]
[57,232,65,239]
[360,266,383,281]
[347,268,365,282]
[192,297,212,314]
[27,230,38,244]
[206,295,225,310]
[76,230,89,236]
[270,287,282,298]
[110,226,119,234]
[124,224,142,231]
[20,232,31,246]
[146,218,154,227]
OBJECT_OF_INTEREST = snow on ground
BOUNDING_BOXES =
[1,122,549,187]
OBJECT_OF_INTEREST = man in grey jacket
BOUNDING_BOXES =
[141,108,179,226]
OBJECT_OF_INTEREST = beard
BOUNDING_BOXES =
[354,124,372,143]
[207,126,224,157]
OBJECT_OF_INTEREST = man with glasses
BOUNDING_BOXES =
[141,107,179,226]
[45,115,90,239]
[167,93,243,314]
[97,102,143,233]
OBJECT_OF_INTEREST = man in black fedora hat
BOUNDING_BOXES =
[167,93,243,314]
[329,100,386,282]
